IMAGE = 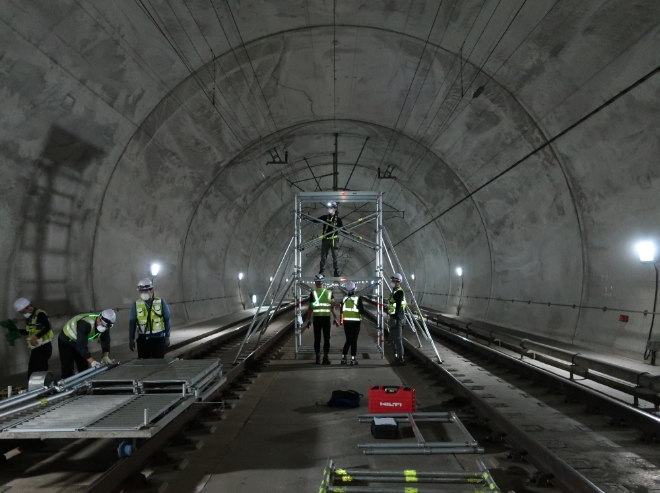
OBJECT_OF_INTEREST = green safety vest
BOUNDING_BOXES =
[25,308,54,349]
[388,287,407,315]
[342,296,361,321]
[135,297,165,334]
[312,289,332,317]
[63,313,102,342]
[321,215,339,240]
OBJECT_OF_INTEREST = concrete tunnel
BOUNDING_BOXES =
[3,0,660,376]
[2,1,660,492]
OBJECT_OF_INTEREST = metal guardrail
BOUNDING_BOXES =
[425,309,660,407]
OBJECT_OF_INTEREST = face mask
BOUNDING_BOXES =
[140,293,150,301]
[23,312,31,319]
[328,208,334,214]
[96,323,107,333]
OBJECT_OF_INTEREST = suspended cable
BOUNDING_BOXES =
[223,0,284,141]
[135,0,243,143]
[344,136,370,189]
[392,63,660,247]
[180,0,250,139]
[374,0,446,178]
[208,0,267,138]
[392,0,553,204]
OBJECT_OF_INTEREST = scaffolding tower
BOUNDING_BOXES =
[234,191,442,364]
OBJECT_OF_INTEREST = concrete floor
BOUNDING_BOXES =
[160,319,502,493]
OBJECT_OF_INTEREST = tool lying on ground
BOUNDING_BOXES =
[320,458,504,492]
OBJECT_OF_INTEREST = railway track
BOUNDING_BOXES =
[0,310,295,493]
[396,310,660,493]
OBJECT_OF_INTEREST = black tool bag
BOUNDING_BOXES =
[371,417,399,439]
[327,390,362,408]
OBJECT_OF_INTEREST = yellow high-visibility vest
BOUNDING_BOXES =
[312,289,332,316]
[25,308,54,349]
[63,313,102,341]
[342,296,361,321]
[388,287,407,315]
[135,298,165,334]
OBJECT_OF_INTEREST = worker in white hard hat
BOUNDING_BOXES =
[305,273,338,365]
[128,277,171,358]
[387,273,407,365]
[339,281,366,366]
[318,202,343,277]
[58,309,115,378]
[13,297,54,380]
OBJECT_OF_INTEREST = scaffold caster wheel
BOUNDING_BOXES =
[118,440,134,458]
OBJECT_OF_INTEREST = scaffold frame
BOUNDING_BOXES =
[234,190,442,364]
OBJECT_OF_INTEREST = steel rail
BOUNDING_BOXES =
[403,339,604,493]
[424,316,660,437]
[81,316,296,493]
[361,304,603,493]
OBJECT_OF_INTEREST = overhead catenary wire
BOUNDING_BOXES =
[390,0,559,205]
[135,0,244,144]
[372,0,447,185]
[180,0,252,139]
[222,0,285,142]
[392,62,660,247]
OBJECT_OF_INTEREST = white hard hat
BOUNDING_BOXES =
[100,309,116,327]
[391,273,403,283]
[327,201,338,209]
[137,277,154,291]
[345,281,356,293]
[314,273,325,282]
[13,297,30,312]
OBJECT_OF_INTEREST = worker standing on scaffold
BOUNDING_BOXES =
[387,273,407,365]
[340,281,366,366]
[305,273,338,365]
[318,201,343,277]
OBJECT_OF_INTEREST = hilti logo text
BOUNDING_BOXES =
[379,402,403,407]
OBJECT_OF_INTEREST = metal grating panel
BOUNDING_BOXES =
[142,359,219,386]
[4,395,136,432]
[89,360,170,383]
[86,394,183,430]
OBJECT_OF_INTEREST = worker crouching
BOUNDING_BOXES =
[58,309,115,378]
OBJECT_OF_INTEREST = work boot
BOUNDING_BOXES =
[315,354,321,365]
[322,355,331,365]
[350,358,358,366]
[340,356,347,365]
[333,270,340,277]
[395,357,406,366]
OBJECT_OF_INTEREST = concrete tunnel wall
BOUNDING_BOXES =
[1,0,659,377]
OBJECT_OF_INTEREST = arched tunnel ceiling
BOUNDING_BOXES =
[1,0,660,375]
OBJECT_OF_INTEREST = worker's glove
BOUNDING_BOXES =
[333,320,339,327]
[129,339,135,351]
[90,360,100,368]
[305,322,311,329]
[164,337,170,347]
[101,356,113,365]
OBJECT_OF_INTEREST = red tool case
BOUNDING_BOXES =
[368,386,416,413]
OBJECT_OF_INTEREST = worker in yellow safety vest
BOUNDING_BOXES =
[339,281,366,366]
[318,202,343,277]
[305,273,338,364]
[13,297,54,380]
[58,309,115,378]
[129,278,171,358]
[387,273,407,365]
